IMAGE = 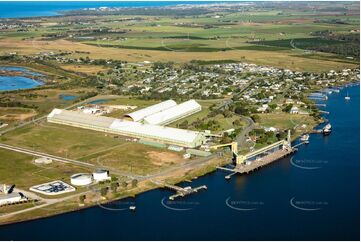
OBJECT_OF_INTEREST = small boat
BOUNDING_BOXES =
[129,206,136,211]
[323,124,332,136]
[300,134,310,143]
[345,92,351,100]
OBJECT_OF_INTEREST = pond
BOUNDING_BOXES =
[0,66,44,91]
[59,94,77,101]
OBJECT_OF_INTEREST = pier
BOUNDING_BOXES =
[165,184,207,200]
[150,180,208,200]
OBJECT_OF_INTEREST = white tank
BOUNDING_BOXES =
[70,173,93,186]
[92,169,110,182]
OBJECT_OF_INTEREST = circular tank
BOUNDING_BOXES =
[70,173,93,186]
[93,169,110,182]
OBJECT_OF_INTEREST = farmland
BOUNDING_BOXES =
[0,2,359,72]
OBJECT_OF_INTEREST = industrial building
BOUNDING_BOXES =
[30,181,76,195]
[125,100,177,122]
[47,108,205,148]
[143,100,201,125]
[0,193,22,206]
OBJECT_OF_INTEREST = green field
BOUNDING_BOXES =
[1,121,185,176]
[0,2,358,72]
[0,149,91,189]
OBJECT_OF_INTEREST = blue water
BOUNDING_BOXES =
[59,94,77,101]
[0,76,43,91]
[0,1,213,18]
[0,84,359,240]
[88,99,109,104]
[0,66,44,77]
[0,66,44,91]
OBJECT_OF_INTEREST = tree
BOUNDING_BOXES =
[269,103,277,110]
[282,104,293,113]
[233,119,241,127]
[234,106,248,115]
[121,181,128,188]
[79,195,86,204]
[131,179,138,188]
[111,182,119,193]
[251,114,261,123]
[221,133,232,144]
[100,187,108,198]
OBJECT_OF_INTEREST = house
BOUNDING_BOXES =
[290,107,299,114]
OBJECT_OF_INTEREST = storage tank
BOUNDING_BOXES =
[70,173,93,186]
[92,169,110,182]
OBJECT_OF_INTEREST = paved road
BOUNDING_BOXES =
[235,115,255,147]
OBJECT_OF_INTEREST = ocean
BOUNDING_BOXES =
[0,1,213,19]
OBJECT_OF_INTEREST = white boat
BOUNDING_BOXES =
[300,134,310,143]
[323,124,332,135]
[345,92,350,100]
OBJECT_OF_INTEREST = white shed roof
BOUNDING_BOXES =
[47,108,204,147]
[110,119,200,144]
[125,100,177,122]
[144,100,201,125]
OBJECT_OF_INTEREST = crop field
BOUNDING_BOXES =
[0,2,358,72]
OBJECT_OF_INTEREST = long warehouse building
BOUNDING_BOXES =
[124,100,177,122]
[144,100,201,125]
[47,109,205,148]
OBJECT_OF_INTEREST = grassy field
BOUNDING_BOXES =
[1,121,186,176]
[0,149,92,189]
[83,142,184,176]
[258,112,317,131]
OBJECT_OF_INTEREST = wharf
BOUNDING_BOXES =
[217,148,296,179]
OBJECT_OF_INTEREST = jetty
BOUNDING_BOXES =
[150,180,207,200]
[165,184,207,200]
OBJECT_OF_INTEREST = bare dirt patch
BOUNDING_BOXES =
[147,151,183,166]
[0,108,37,121]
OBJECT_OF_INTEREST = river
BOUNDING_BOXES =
[0,84,359,240]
